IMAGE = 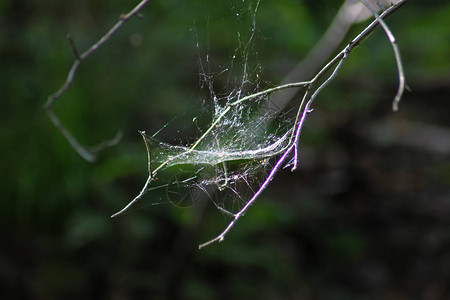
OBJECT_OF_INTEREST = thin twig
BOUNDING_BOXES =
[88,130,124,152]
[292,49,350,171]
[189,81,310,152]
[289,0,408,170]
[139,131,153,178]
[198,142,294,249]
[45,0,151,162]
[66,34,80,60]
[260,0,386,116]
[360,0,406,111]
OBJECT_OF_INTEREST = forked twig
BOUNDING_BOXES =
[260,0,394,116]
[45,0,151,162]
[110,83,308,218]
[198,50,350,249]
[198,0,409,248]
[110,131,153,218]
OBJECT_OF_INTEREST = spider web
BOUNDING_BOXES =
[110,0,408,248]
[133,0,297,214]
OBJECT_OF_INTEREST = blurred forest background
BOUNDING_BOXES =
[2,0,450,299]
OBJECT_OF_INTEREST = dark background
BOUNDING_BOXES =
[2,0,450,299]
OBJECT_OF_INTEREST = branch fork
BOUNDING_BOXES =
[45,0,151,162]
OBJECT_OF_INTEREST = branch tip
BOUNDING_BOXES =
[111,211,121,218]
[66,34,81,60]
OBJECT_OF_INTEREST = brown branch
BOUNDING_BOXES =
[44,0,151,162]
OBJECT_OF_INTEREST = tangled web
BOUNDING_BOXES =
[135,0,295,213]
[112,0,407,248]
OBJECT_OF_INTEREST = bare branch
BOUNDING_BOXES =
[197,0,410,248]
[45,0,151,162]
[111,131,153,218]
[259,0,395,116]
[360,0,406,111]
[139,131,153,178]
[109,0,410,247]
[199,142,294,249]
[88,130,123,153]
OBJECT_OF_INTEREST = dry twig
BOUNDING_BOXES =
[359,0,406,111]
[45,0,151,162]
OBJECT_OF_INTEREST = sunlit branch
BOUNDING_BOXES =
[110,132,154,218]
[111,0,410,247]
[197,0,409,248]
[359,0,406,111]
[189,81,310,152]
[293,50,350,170]
[198,142,295,249]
